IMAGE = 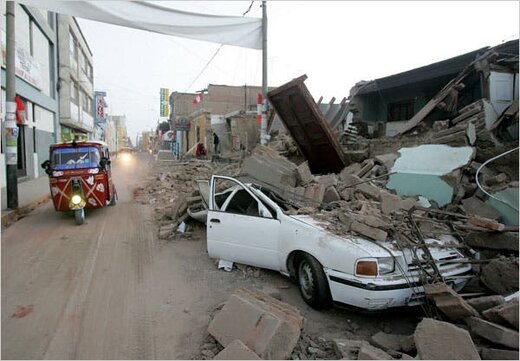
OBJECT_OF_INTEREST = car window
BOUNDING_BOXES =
[223,189,260,216]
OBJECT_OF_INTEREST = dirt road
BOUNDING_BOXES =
[2,154,420,359]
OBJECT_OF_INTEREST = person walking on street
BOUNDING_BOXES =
[213,132,220,154]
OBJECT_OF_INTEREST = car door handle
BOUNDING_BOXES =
[209,218,220,223]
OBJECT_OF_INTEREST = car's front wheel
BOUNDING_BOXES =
[297,253,332,309]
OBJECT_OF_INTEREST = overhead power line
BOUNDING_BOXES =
[184,1,257,92]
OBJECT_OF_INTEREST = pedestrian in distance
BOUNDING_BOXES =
[213,132,220,154]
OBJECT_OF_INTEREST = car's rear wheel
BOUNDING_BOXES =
[74,208,85,225]
[297,253,332,309]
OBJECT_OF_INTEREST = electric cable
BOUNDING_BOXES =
[475,146,519,211]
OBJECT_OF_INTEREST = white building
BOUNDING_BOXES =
[57,14,94,141]
[1,2,59,187]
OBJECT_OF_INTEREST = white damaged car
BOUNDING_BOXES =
[205,175,473,310]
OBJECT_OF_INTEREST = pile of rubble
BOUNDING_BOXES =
[134,159,241,240]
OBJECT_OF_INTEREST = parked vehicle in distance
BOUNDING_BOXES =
[41,140,118,225]
[205,175,473,310]
[118,147,134,162]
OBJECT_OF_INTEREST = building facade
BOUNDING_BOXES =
[57,14,94,141]
[169,84,273,157]
[108,115,127,152]
[1,2,59,187]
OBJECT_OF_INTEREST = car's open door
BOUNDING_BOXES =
[207,175,281,270]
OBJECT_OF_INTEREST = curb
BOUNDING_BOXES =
[1,194,51,228]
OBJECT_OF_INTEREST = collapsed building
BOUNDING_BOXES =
[141,39,519,360]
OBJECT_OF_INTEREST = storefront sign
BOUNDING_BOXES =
[5,102,18,165]
[1,31,43,89]
[94,91,107,127]
[160,88,169,117]
[173,116,190,131]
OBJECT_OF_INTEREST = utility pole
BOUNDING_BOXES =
[260,0,268,145]
[5,1,18,209]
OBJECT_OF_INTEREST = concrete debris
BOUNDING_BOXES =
[351,220,388,242]
[464,232,519,252]
[480,347,519,360]
[297,161,313,186]
[369,332,405,352]
[467,295,506,313]
[465,316,519,350]
[242,146,298,189]
[291,332,338,360]
[424,282,480,321]
[398,335,415,354]
[480,257,519,295]
[208,288,303,360]
[213,339,261,360]
[333,339,369,360]
[482,301,519,330]
[414,318,481,360]
[357,343,392,360]
[462,196,502,220]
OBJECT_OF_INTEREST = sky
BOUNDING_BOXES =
[76,1,520,144]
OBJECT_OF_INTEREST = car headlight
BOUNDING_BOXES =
[355,257,395,276]
[377,257,395,275]
[71,195,82,205]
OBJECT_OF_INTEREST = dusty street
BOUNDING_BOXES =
[2,154,420,360]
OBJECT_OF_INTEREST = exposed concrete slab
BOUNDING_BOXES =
[482,302,519,330]
[296,161,313,186]
[462,196,502,220]
[467,295,505,313]
[213,339,261,360]
[351,221,387,242]
[355,182,381,201]
[480,258,519,296]
[208,288,303,360]
[304,183,326,204]
[466,317,519,350]
[242,148,298,189]
[414,318,480,360]
[480,347,519,360]
[425,283,480,321]
[464,232,519,252]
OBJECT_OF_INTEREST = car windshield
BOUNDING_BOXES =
[51,146,101,170]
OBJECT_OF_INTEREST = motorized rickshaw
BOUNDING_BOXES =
[41,140,118,225]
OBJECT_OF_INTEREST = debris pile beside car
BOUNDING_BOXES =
[134,159,241,240]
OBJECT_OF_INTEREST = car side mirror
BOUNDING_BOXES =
[41,160,52,175]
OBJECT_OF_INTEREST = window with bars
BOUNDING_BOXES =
[387,100,414,122]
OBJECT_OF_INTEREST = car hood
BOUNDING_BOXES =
[288,215,465,262]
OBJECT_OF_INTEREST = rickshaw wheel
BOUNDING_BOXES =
[109,191,118,206]
[74,209,85,225]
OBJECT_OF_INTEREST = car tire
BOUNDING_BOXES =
[74,208,85,225]
[297,253,333,309]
